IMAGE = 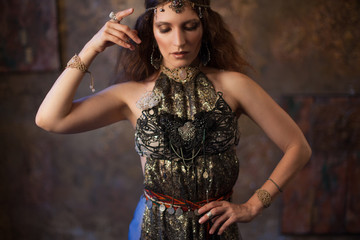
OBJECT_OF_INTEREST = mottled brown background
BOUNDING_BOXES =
[1,0,359,239]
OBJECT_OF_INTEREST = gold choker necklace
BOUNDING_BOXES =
[160,65,200,84]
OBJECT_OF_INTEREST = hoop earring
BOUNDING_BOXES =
[151,44,162,70]
[200,42,211,66]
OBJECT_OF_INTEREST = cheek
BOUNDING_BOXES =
[192,32,203,50]
[154,32,168,53]
[192,29,203,46]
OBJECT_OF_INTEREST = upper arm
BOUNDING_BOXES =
[49,83,132,134]
[223,72,309,153]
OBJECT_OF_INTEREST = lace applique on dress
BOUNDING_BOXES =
[136,90,162,110]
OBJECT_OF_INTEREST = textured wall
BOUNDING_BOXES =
[1,0,359,239]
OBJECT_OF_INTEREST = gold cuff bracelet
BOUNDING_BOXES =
[255,189,272,208]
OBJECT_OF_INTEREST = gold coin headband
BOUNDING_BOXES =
[147,0,210,14]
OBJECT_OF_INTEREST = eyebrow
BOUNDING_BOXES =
[154,19,200,27]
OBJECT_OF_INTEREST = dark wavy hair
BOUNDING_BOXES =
[115,0,249,83]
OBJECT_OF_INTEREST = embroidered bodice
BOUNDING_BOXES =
[135,71,239,160]
[134,68,241,239]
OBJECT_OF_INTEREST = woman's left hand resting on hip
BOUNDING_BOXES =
[198,200,261,235]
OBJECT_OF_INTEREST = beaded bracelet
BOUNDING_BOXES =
[66,54,95,92]
[255,189,272,208]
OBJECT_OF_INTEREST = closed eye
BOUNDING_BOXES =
[183,21,201,31]
[155,19,201,34]
[159,27,171,33]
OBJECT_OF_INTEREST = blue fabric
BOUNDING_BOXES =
[128,195,146,240]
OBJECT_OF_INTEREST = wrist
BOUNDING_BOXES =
[78,44,100,67]
[245,195,264,217]
[65,54,96,92]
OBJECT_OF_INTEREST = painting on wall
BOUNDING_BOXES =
[281,95,360,234]
[0,0,60,72]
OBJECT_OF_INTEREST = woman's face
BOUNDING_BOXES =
[153,3,203,69]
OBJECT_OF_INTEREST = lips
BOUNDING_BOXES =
[172,51,189,59]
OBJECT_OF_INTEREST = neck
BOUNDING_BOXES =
[161,58,201,70]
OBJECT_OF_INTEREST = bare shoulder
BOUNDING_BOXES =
[202,68,255,91]
[110,79,152,93]
[202,68,258,114]
[106,75,157,103]
[106,75,158,124]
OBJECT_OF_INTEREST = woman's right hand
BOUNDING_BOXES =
[36,9,142,133]
[87,8,142,54]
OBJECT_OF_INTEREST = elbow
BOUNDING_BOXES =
[35,112,51,131]
[35,112,58,132]
[304,142,312,160]
[305,142,312,159]
[299,140,312,168]
[35,112,76,134]
[285,138,312,170]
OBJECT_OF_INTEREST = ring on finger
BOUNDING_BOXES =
[206,211,214,219]
[109,11,121,23]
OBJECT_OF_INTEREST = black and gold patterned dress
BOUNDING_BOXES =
[133,66,241,239]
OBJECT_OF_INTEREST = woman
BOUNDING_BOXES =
[36,0,311,239]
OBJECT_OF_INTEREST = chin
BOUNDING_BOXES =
[168,59,198,68]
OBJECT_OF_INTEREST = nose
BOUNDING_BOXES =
[173,28,186,48]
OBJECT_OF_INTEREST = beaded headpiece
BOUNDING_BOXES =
[147,0,210,15]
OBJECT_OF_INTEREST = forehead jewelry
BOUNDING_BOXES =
[169,0,185,13]
[147,0,210,15]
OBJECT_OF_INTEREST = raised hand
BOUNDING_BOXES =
[87,8,142,53]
